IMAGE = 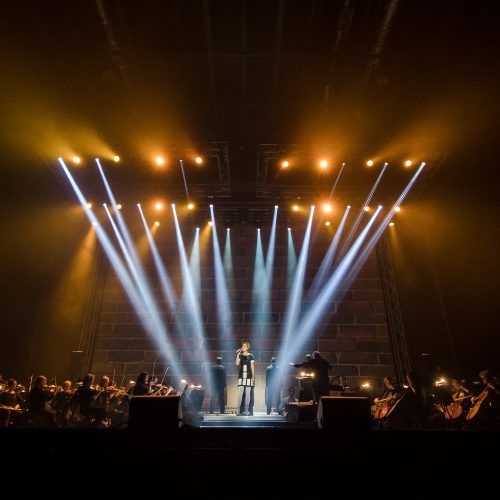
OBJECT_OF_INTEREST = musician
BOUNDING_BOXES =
[375,376,403,404]
[290,351,332,403]
[73,373,107,426]
[27,375,56,426]
[277,386,298,416]
[131,372,151,396]
[0,379,23,428]
[236,341,255,416]
[468,369,500,429]
[265,357,281,415]
[52,380,73,426]
[209,357,226,414]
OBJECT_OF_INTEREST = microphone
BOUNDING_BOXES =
[236,349,242,354]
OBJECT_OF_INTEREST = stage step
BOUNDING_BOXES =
[199,412,288,428]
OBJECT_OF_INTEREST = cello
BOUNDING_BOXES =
[466,387,491,421]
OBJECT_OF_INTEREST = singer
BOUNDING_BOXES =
[235,341,255,416]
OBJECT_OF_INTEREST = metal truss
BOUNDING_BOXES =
[376,232,411,383]
[79,244,109,376]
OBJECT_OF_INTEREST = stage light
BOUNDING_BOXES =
[319,160,328,169]
[394,206,401,212]
[155,202,164,211]
[154,221,160,227]
[171,203,175,208]
[257,228,260,232]
[227,228,230,231]
[364,206,370,212]
[91,221,97,226]
[187,203,194,210]
[389,222,395,227]
[116,203,122,210]
[195,156,203,164]
[155,156,165,166]
[281,160,289,168]
[325,221,331,227]
[209,204,213,208]
[208,221,213,227]
[361,383,371,389]
[86,202,92,208]
[322,203,332,213]
[72,156,81,164]
[292,205,299,212]
[181,379,187,385]
[288,227,291,231]
[366,160,374,167]
[275,205,278,209]
[113,155,120,162]
[196,227,200,231]
[404,160,412,167]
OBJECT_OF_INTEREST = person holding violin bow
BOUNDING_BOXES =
[27,375,57,427]
[72,373,107,426]
[466,369,500,429]
[0,379,24,427]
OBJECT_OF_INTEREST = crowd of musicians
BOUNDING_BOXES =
[0,371,178,428]
[1,356,499,430]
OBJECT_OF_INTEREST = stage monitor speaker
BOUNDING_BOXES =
[128,396,182,430]
[317,396,371,431]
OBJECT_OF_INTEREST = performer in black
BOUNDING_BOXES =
[131,371,151,396]
[236,341,255,416]
[290,351,332,402]
[209,356,227,414]
[265,357,281,415]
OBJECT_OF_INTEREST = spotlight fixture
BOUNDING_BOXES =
[155,202,164,211]
[171,203,175,208]
[281,160,289,168]
[72,156,81,164]
[287,227,291,231]
[319,159,328,169]
[292,205,299,212]
[366,160,374,167]
[113,155,120,162]
[364,206,370,212]
[154,221,160,227]
[394,206,401,212]
[227,228,230,231]
[275,205,278,209]
[322,203,332,213]
[208,221,213,227]
[195,156,203,164]
[196,227,200,231]
[187,203,194,210]
[86,202,93,208]
[404,160,412,167]
[155,156,165,166]
[325,221,331,227]
[116,203,122,210]
[389,222,395,227]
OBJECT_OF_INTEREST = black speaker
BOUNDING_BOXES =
[128,396,182,430]
[317,396,371,430]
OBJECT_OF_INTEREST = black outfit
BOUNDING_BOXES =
[131,382,150,396]
[209,362,226,413]
[74,386,106,424]
[293,357,332,402]
[27,387,56,426]
[265,363,281,414]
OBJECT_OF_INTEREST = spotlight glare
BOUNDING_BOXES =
[287,227,291,231]
[227,228,230,231]
[208,221,213,227]
[171,203,175,208]
[154,221,160,227]
[116,203,122,210]
[155,156,165,166]
[319,159,328,169]
[91,221,97,226]
[195,156,203,164]
[367,160,374,167]
[325,221,331,227]
[364,206,370,212]
[404,160,413,167]
[155,202,164,211]
[187,203,194,210]
[347,205,351,209]
[72,156,81,164]
[281,160,289,168]
[292,205,299,212]
[389,222,395,227]
[275,205,278,209]
[196,227,200,231]
[113,155,120,162]
[395,206,401,212]
[209,204,213,208]
[86,202,92,208]
[322,203,332,213]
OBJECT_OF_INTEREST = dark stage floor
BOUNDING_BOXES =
[1,426,498,498]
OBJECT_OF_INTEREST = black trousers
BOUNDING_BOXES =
[266,388,281,414]
[210,386,225,413]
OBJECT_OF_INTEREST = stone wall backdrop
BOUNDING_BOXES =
[90,221,395,411]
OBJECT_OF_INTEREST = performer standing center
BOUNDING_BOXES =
[236,341,255,416]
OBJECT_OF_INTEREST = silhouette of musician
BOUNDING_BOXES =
[209,357,226,414]
[290,351,332,402]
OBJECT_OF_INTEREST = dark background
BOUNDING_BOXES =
[0,0,499,382]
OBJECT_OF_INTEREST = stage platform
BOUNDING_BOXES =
[199,411,289,428]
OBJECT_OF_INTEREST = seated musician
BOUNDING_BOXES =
[28,375,56,427]
[372,376,403,421]
[73,373,107,426]
[0,379,23,427]
[51,380,73,426]
[277,386,298,416]
[467,369,500,430]
[131,372,151,396]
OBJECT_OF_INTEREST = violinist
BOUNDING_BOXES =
[0,379,24,427]
[73,373,107,426]
[52,380,73,426]
[27,375,56,426]
[131,372,151,396]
